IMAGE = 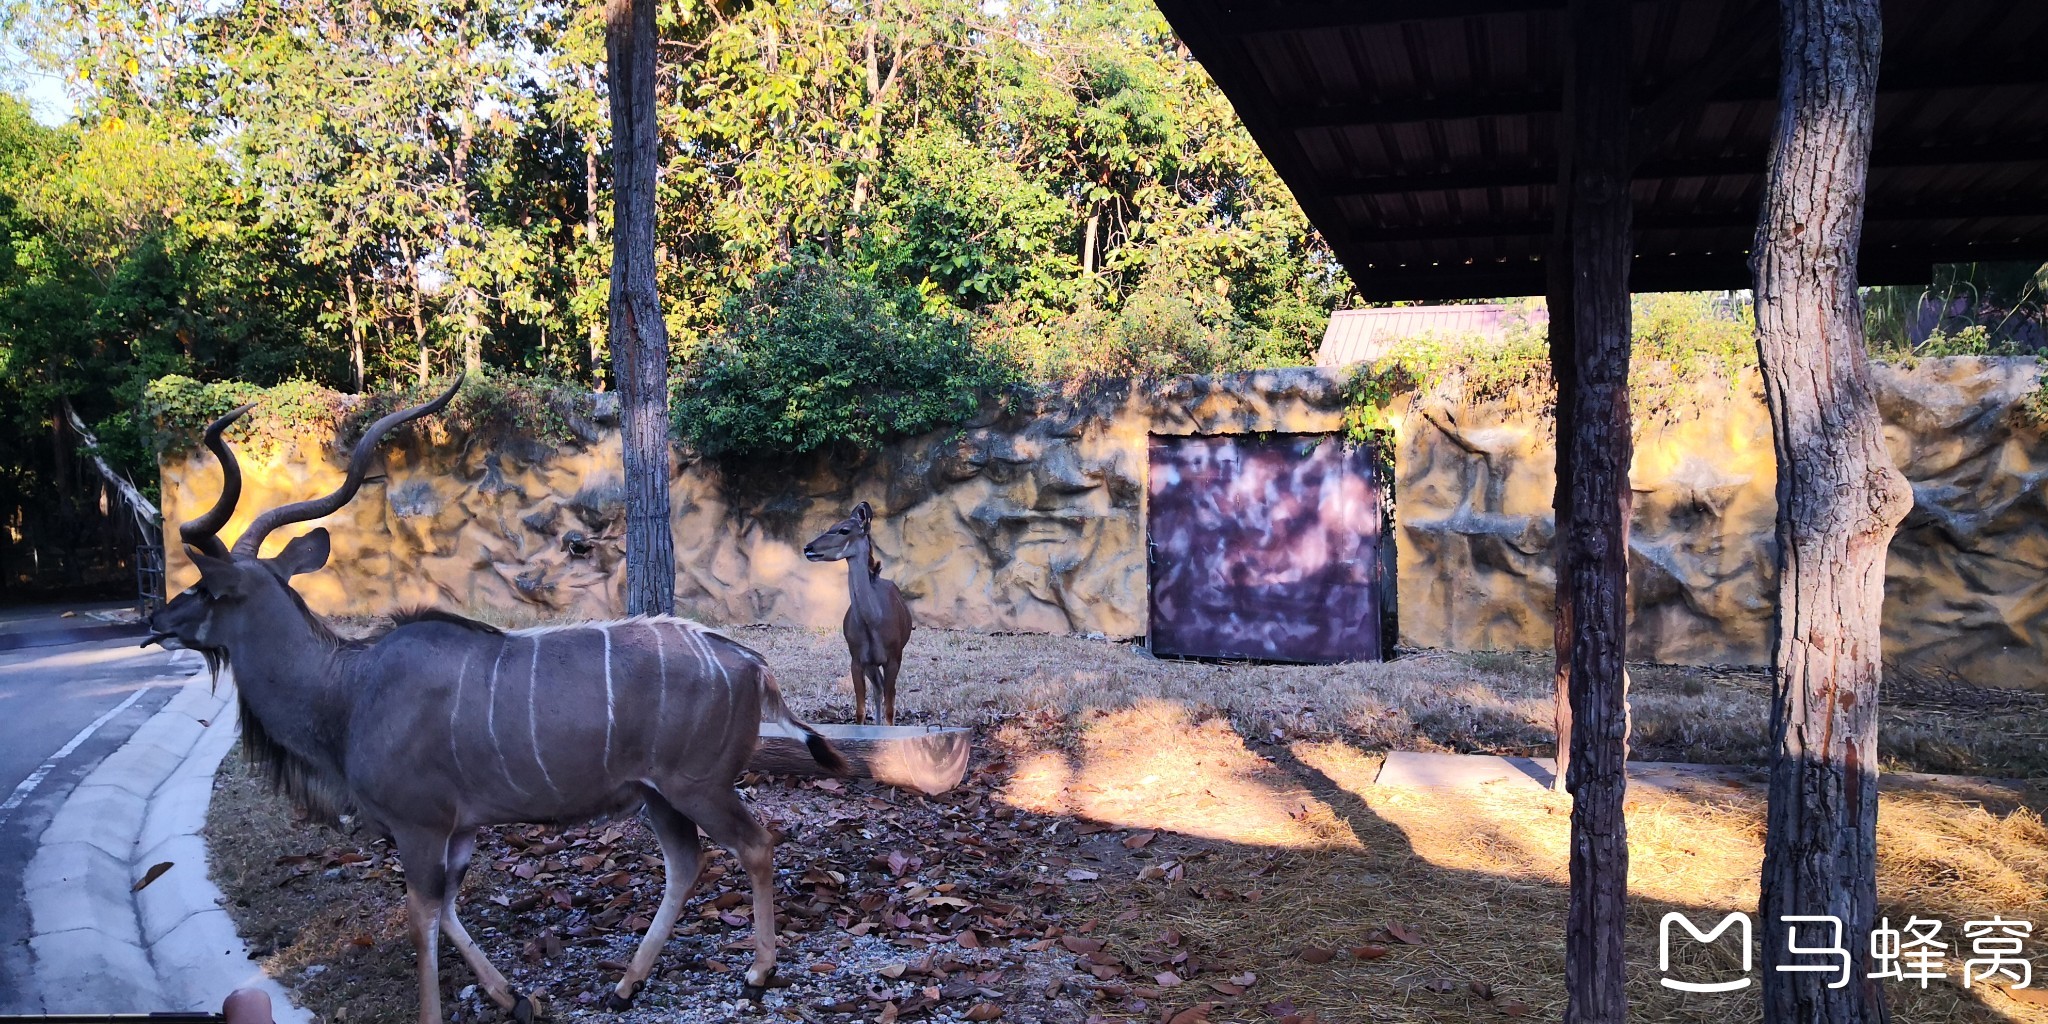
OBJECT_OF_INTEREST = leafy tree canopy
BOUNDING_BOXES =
[674,258,1014,459]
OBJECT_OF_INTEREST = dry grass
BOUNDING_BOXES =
[996,704,2048,1024]
[717,626,2044,778]
[217,625,2048,1024]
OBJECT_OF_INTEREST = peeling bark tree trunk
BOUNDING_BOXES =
[1752,2,1908,1021]
[606,0,677,617]
[1553,2,1632,1022]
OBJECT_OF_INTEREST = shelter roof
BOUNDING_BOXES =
[1153,0,2048,299]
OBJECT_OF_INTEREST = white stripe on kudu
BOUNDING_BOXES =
[525,636,562,798]
[449,650,473,787]
[486,643,530,796]
[647,620,668,765]
[600,625,616,773]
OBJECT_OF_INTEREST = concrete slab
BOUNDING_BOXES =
[1372,751,1555,789]
[29,927,162,1012]
[37,783,148,860]
[126,712,206,762]
[136,773,216,857]
[1369,752,2021,800]
[1374,752,1772,794]
[87,740,188,798]
[154,910,282,1013]
[24,840,137,940]
[164,685,228,723]
[134,835,217,946]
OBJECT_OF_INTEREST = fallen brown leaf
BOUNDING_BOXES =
[132,861,173,892]
[1298,947,1336,964]
[964,1003,1002,1021]
[1385,923,1426,945]
[1164,1002,1214,1024]
[1349,944,1390,961]
[1124,831,1157,850]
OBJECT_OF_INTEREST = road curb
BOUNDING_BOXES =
[25,661,310,1022]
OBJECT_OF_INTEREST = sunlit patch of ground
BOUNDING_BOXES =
[233,624,2046,1023]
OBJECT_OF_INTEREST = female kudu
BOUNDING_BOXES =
[803,501,913,726]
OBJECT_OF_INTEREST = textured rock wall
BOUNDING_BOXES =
[161,358,2048,686]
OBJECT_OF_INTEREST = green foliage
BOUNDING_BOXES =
[147,371,584,461]
[1333,294,1759,421]
[673,260,1016,458]
[1339,362,1419,447]
[344,370,583,450]
[1865,262,2048,359]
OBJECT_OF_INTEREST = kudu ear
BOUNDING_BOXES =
[269,528,332,578]
[186,546,245,598]
[851,501,873,526]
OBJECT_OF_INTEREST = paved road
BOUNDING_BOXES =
[0,635,200,1013]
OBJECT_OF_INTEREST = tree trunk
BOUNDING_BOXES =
[1555,3,1633,1022]
[585,129,606,390]
[1082,209,1100,276]
[1752,2,1907,1021]
[343,272,366,392]
[605,0,677,617]
[1547,180,1576,797]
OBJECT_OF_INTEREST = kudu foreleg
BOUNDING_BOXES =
[439,831,530,1021]
[608,795,704,1009]
[849,664,868,727]
[397,833,451,1024]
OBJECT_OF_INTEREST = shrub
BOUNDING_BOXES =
[673,260,1016,459]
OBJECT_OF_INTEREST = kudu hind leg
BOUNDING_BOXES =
[679,788,781,989]
[880,655,901,726]
[438,830,529,1020]
[608,793,704,1009]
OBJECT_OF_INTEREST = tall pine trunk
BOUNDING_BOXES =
[605,0,676,617]
[1752,2,1908,1020]
[1553,2,1632,1021]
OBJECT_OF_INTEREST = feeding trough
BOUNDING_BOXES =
[752,722,973,796]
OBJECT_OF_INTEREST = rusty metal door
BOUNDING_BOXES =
[1146,433,1390,663]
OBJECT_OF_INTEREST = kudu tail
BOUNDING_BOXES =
[761,668,849,775]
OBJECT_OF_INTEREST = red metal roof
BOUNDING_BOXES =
[1153,0,2048,300]
[1318,303,1544,365]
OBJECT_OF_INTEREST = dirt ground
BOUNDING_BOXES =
[207,626,2048,1024]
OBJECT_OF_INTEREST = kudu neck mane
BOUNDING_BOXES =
[220,584,362,828]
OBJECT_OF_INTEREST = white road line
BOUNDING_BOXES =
[0,686,154,826]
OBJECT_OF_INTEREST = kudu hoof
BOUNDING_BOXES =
[603,984,637,1012]
[510,993,536,1024]
[740,969,779,1002]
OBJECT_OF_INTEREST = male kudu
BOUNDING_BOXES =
[802,501,913,725]
[146,382,846,1024]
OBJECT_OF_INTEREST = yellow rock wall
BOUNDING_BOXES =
[161,358,2048,686]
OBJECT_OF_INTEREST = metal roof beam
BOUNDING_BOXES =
[1233,0,1564,33]
[1286,63,2044,130]
[1341,200,2048,244]
[1324,141,2048,198]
